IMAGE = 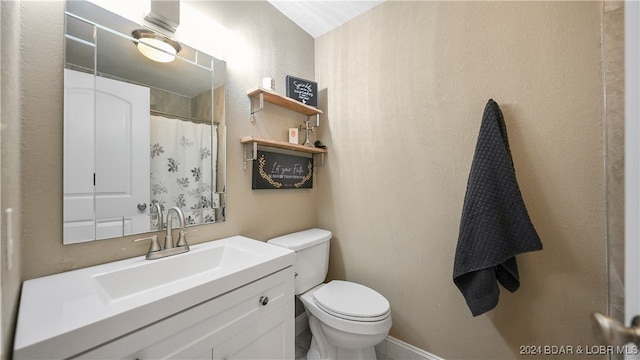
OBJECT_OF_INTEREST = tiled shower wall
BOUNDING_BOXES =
[604,1,625,323]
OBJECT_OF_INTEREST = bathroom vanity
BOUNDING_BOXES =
[13,236,295,359]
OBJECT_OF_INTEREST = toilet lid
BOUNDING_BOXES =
[313,280,390,322]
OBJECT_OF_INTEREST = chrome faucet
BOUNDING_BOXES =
[134,207,195,260]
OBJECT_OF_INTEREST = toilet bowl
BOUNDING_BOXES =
[300,282,392,360]
[268,228,392,360]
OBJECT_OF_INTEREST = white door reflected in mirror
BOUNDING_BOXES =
[64,69,150,244]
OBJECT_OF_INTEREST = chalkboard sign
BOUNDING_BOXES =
[285,75,318,107]
[252,150,313,189]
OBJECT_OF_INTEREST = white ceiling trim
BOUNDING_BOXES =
[267,1,385,38]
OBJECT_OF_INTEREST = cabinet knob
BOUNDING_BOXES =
[259,296,269,306]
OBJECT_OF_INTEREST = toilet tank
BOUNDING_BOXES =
[268,228,331,295]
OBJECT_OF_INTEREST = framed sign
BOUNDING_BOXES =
[252,150,313,189]
[285,75,318,107]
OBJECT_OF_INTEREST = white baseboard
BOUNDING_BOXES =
[377,336,444,360]
[295,312,443,360]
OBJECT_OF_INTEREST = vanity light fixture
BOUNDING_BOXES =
[132,29,181,63]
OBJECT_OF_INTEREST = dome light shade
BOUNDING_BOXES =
[132,29,181,63]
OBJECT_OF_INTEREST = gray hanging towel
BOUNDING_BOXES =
[453,99,542,317]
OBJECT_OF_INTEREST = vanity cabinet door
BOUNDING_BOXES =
[212,303,292,359]
[170,269,295,360]
[72,267,294,360]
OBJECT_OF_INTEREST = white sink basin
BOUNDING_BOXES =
[14,235,295,359]
[93,244,258,302]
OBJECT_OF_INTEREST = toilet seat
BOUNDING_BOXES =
[312,280,390,322]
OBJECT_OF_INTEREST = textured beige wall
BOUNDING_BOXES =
[315,2,606,359]
[1,2,23,357]
[18,1,317,279]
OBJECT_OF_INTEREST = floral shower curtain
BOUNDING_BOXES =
[150,115,217,229]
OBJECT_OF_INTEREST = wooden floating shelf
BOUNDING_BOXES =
[247,87,323,117]
[241,136,328,154]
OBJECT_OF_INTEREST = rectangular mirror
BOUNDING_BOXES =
[63,1,226,244]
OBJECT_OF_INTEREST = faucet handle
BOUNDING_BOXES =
[133,235,161,252]
[177,229,198,247]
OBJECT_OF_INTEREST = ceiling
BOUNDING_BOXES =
[267,1,385,38]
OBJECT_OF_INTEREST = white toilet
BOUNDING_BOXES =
[268,228,392,360]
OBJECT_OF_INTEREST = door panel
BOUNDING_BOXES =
[63,69,150,243]
[625,2,640,358]
[592,4,640,358]
[626,0,640,319]
[63,69,96,243]
[94,75,150,239]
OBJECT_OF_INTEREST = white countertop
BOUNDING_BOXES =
[13,236,294,359]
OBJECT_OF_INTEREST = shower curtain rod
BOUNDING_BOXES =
[150,109,219,126]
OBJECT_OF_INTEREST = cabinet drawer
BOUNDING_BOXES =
[73,267,294,359]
